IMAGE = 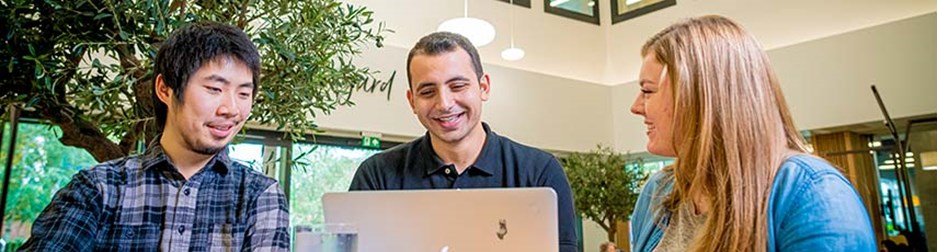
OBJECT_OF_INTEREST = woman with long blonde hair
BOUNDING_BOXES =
[628,15,875,251]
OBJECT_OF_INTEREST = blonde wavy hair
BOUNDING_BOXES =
[642,15,810,251]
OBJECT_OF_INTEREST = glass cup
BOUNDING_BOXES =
[294,223,358,252]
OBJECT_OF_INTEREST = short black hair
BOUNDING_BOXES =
[405,32,483,88]
[153,21,260,131]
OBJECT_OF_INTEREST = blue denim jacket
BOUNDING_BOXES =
[629,155,876,252]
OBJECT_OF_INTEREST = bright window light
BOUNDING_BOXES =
[550,0,570,7]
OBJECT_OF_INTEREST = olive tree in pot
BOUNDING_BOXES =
[562,145,649,243]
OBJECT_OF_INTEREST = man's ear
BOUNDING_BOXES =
[479,74,491,101]
[154,74,174,105]
[406,88,416,114]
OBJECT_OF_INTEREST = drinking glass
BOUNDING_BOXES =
[293,223,358,252]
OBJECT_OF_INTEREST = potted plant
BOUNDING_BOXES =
[562,145,649,245]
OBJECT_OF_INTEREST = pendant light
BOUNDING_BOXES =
[437,0,496,47]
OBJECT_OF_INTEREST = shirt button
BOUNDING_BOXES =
[178,225,185,234]
[183,188,190,196]
[445,168,451,174]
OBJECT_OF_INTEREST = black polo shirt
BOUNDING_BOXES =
[349,123,578,252]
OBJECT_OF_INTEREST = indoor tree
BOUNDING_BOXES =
[0,0,393,162]
[562,145,648,242]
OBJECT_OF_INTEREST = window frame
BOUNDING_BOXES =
[496,0,532,8]
[610,0,676,24]
[544,0,600,25]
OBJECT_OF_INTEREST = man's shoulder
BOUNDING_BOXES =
[359,138,419,169]
[229,160,280,190]
[495,135,557,162]
[79,154,147,184]
[348,138,421,190]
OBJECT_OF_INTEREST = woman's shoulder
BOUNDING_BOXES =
[641,168,674,197]
[781,154,839,173]
[770,153,864,218]
[775,154,851,187]
[769,155,876,251]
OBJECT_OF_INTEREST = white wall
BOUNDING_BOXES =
[315,44,615,153]
[602,0,937,85]
[582,219,611,252]
[612,81,649,154]
[768,12,937,130]
[347,1,937,86]
[345,0,608,85]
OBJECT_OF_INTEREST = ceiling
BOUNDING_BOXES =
[346,0,937,86]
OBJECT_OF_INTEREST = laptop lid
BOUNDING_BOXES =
[322,188,559,252]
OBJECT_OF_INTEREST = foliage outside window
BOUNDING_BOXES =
[0,123,384,250]
[289,143,380,226]
[0,123,98,249]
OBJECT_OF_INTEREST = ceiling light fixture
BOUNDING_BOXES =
[501,0,525,61]
[438,0,496,47]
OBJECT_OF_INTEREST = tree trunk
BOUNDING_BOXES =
[608,217,618,243]
[53,112,127,162]
[37,100,128,162]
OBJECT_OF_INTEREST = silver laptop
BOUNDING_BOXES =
[322,188,559,252]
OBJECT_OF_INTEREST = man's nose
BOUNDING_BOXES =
[217,91,241,117]
[435,89,456,111]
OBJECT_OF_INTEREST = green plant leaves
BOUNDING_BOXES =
[1,0,391,161]
[561,145,649,241]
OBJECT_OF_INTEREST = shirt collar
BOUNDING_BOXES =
[141,135,232,176]
[421,122,500,176]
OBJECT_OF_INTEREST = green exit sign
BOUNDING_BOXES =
[362,136,381,148]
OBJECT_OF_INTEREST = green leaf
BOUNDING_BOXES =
[34,65,43,79]
[7,58,15,72]
[94,13,112,20]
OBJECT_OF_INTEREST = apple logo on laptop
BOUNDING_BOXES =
[497,219,508,240]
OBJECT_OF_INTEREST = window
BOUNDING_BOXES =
[229,129,395,226]
[496,0,531,8]
[0,123,396,249]
[289,143,381,225]
[545,0,600,25]
[870,138,924,237]
[610,0,676,24]
[0,122,98,249]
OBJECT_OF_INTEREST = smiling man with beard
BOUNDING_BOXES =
[21,22,289,251]
[348,32,578,252]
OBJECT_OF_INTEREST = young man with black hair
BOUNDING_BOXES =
[21,21,289,251]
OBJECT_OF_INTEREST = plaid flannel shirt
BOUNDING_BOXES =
[20,141,290,251]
